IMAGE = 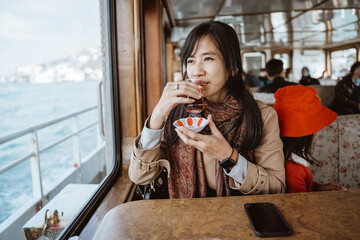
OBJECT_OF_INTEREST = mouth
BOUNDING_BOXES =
[187,78,208,84]
[191,79,209,86]
[196,80,208,86]
[186,78,209,90]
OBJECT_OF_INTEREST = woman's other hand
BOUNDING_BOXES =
[175,114,233,160]
[315,182,344,191]
[150,81,203,129]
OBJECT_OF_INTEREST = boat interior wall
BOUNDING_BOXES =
[115,0,148,169]
[167,0,360,50]
[145,0,166,116]
[116,0,138,138]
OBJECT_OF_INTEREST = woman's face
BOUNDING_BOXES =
[302,67,309,77]
[186,35,229,103]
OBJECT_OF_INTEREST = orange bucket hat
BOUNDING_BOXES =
[274,85,337,137]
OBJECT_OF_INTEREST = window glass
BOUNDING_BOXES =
[242,52,266,77]
[331,48,357,80]
[292,50,325,82]
[271,13,289,44]
[274,53,289,70]
[0,0,113,238]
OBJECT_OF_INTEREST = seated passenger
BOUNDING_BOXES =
[329,61,360,115]
[129,21,285,198]
[258,68,269,86]
[274,85,343,193]
[244,70,262,87]
[284,68,295,82]
[319,70,331,81]
[258,59,296,93]
[299,67,320,86]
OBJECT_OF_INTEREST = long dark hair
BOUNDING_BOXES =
[177,20,263,152]
[281,135,319,166]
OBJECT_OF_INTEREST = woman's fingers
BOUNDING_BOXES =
[207,115,222,137]
[151,81,203,129]
[157,81,199,112]
[177,80,203,90]
[168,81,202,100]
[175,128,204,150]
[176,126,204,141]
[175,126,232,160]
[329,182,343,190]
[175,97,195,104]
[319,182,344,191]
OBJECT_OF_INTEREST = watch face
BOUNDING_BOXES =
[220,158,236,169]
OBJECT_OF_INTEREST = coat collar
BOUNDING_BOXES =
[291,153,310,167]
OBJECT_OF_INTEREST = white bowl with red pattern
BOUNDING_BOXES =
[173,117,209,132]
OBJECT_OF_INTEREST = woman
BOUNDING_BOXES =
[274,85,343,192]
[299,67,320,86]
[129,21,285,198]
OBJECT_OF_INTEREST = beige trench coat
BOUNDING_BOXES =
[129,101,285,195]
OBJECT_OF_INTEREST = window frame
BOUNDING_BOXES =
[57,0,122,238]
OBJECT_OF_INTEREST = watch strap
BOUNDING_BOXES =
[219,148,238,173]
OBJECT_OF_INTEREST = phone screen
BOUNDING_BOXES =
[244,202,291,237]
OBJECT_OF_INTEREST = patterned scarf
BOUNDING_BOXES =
[163,95,254,198]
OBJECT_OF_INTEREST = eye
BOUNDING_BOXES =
[187,59,194,64]
[204,57,214,62]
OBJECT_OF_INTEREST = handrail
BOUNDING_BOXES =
[38,121,98,154]
[0,152,35,174]
[39,132,76,154]
[0,105,101,202]
[97,80,106,140]
[0,106,97,145]
[79,121,98,134]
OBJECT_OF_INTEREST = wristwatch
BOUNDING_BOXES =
[219,148,238,173]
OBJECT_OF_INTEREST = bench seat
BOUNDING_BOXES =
[310,114,360,189]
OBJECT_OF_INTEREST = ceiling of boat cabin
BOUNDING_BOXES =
[167,0,360,50]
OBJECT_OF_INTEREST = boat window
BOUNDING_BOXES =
[0,0,115,239]
[330,48,357,81]
[274,53,290,70]
[292,50,325,81]
[242,52,266,77]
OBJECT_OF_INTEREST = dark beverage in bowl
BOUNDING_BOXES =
[184,79,205,113]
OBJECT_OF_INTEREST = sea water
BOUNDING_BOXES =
[0,81,99,224]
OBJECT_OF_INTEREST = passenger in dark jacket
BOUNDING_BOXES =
[244,71,262,87]
[258,68,269,86]
[258,59,297,93]
[299,67,320,86]
[329,61,360,115]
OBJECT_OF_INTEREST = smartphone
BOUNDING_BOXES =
[244,202,292,237]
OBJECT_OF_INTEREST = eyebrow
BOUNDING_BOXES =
[189,51,217,58]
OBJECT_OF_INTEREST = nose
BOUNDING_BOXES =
[191,61,205,78]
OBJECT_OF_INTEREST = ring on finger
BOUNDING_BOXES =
[174,83,179,90]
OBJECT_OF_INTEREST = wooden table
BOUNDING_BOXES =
[92,190,360,239]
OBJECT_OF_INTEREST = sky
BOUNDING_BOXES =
[0,0,101,76]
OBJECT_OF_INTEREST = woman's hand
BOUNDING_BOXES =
[315,182,344,191]
[175,114,233,160]
[150,81,203,129]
